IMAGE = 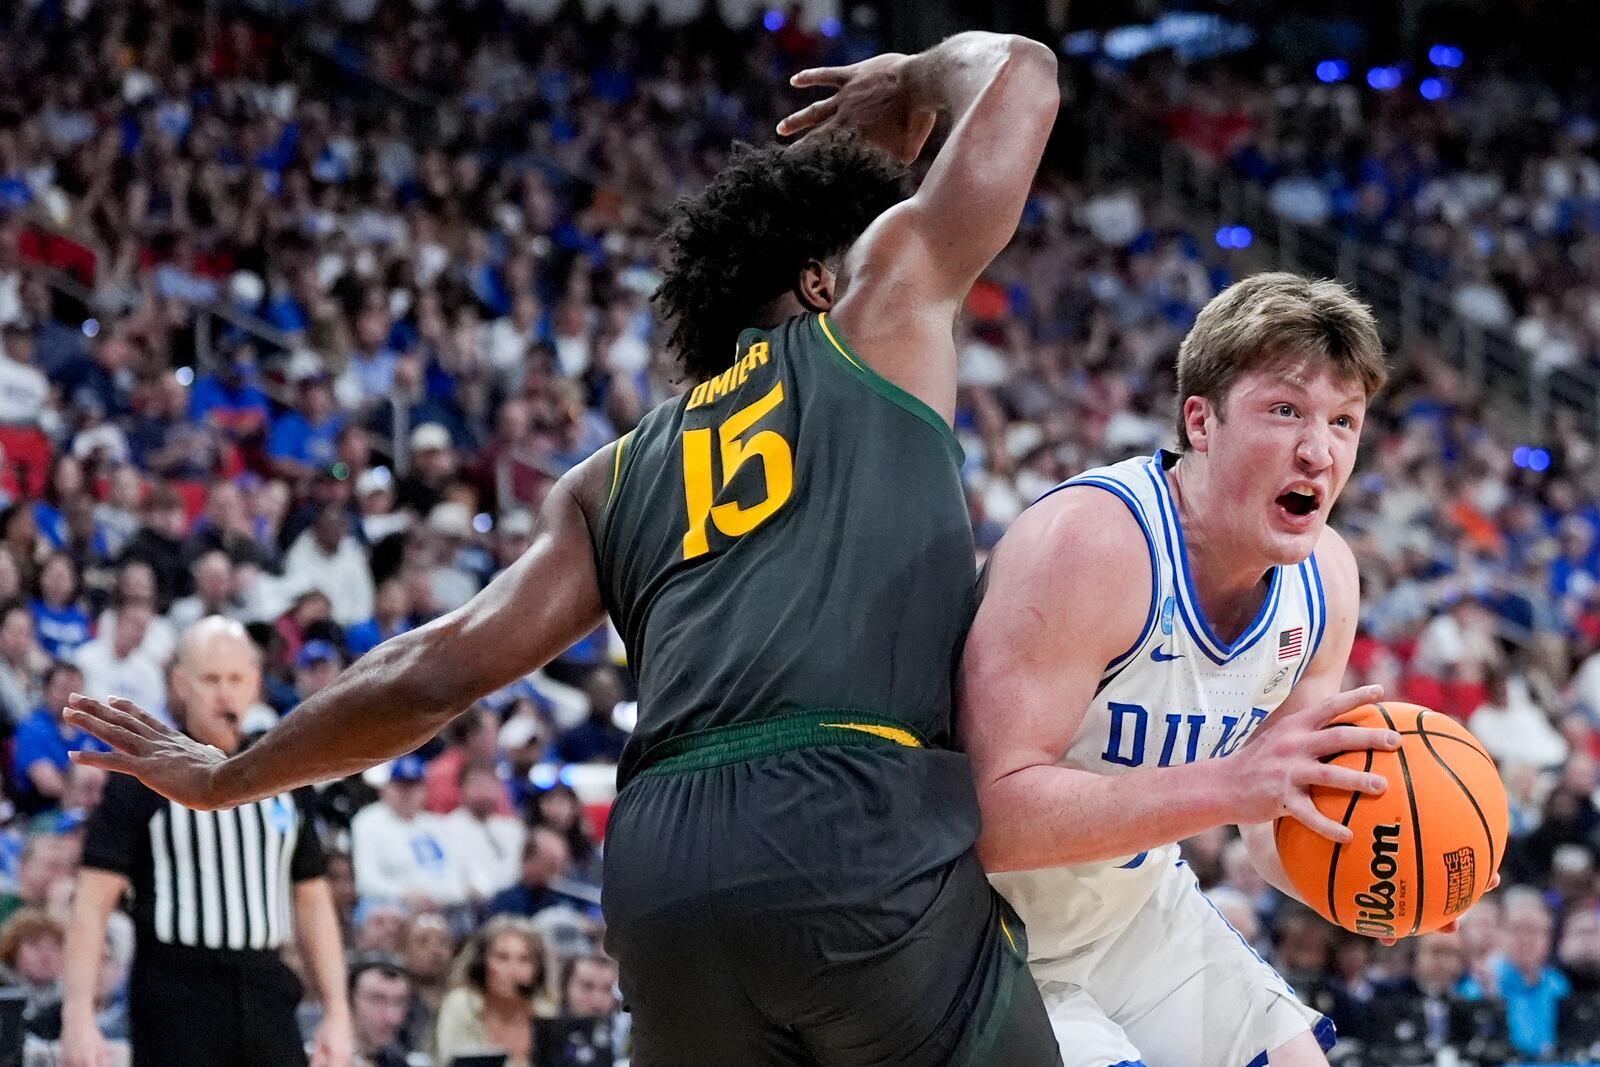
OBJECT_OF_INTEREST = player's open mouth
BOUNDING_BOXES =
[1274,485,1320,519]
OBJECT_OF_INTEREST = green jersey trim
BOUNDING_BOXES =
[628,709,930,781]
[814,313,964,464]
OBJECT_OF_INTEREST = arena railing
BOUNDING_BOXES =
[1086,107,1600,442]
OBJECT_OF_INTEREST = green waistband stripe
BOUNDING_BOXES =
[632,710,928,780]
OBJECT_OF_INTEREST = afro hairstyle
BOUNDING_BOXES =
[652,132,909,382]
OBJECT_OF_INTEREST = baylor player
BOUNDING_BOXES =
[64,32,1063,1067]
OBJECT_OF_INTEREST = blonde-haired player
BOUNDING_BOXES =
[962,273,1404,1066]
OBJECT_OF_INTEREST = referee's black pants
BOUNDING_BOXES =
[130,943,308,1067]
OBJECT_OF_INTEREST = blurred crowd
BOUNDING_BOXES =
[1111,48,1600,383]
[0,0,1597,1063]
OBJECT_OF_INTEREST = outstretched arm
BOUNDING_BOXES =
[66,452,611,810]
[780,32,1059,420]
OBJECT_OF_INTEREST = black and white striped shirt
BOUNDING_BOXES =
[82,774,326,954]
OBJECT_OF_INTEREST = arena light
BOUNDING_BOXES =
[81,318,99,338]
[1530,448,1552,473]
[1428,44,1464,69]
[1419,78,1447,101]
[1513,446,1530,468]
[819,16,842,38]
[174,366,194,386]
[1215,225,1253,249]
[1367,67,1403,91]
[473,512,493,534]
[762,9,784,31]
[1315,60,1349,84]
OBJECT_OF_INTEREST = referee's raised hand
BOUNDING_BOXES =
[64,693,229,810]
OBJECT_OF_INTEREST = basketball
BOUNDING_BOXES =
[1274,703,1508,939]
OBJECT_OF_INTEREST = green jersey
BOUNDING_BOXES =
[594,311,976,788]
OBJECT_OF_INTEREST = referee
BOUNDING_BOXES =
[61,617,352,1067]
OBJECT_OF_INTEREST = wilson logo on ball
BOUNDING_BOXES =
[1354,822,1402,938]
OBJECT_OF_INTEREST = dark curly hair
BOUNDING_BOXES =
[653,134,909,382]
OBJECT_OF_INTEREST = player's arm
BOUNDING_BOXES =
[781,33,1059,420]
[1237,529,1362,899]
[65,450,613,810]
[962,491,1394,873]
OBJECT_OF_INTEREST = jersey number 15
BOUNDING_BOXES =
[681,381,794,559]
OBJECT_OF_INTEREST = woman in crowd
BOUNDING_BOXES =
[432,915,549,1067]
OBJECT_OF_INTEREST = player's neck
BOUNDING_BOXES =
[1167,459,1273,641]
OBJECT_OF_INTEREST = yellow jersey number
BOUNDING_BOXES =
[681,381,793,559]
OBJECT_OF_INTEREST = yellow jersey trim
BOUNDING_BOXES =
[608,432,631,508]
[999,913,1018,954]
[817,312,864,370]
[819,722,924,748]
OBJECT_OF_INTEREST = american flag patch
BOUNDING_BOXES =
[1278,628,1304,660]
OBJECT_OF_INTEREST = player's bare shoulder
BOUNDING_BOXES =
[977,484,1152,663]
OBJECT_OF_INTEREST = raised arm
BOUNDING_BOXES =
[780,32,1059,419]
[66,451,612,810]
[961,490,1394,873]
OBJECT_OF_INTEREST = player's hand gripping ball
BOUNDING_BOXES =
[1274,703,1507,939]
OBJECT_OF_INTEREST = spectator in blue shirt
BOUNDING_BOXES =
[29,553,90,660]
[345,577,414,659]
[1463,892,1569,1057]
[486,827,588,920]
[551,667,629,766]
[268,374,347,481]
[190,350,272,447]
[10,661,102,815]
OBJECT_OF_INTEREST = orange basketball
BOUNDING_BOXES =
[1274,702,1508,939]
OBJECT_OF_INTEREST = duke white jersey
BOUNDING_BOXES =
[989,449,1329,958]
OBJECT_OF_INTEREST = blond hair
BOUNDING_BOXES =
[1175,273,1387,449]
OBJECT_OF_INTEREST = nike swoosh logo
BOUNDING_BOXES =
[1150,645,1184,663]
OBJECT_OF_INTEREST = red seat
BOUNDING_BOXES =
[0,427,52,498]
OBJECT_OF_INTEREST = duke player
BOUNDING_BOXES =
[961,274,1400,1067]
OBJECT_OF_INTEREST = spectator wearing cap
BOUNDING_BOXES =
[395,423,456,518]
[0,318,49,428]
[499,710,549,812]
[345,577,414,659]
[269,373,347,483]
[348,953,413,1067]
[11,662,100,816]
[355,468,409,545]
[425,707,515,817]
[368,352,471,462]
[350,756,468,914]
[283,639,344,716]
[493,509,536,570]
[444,763,526,902]
[283,502,376,627]
[422,502,482,614]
